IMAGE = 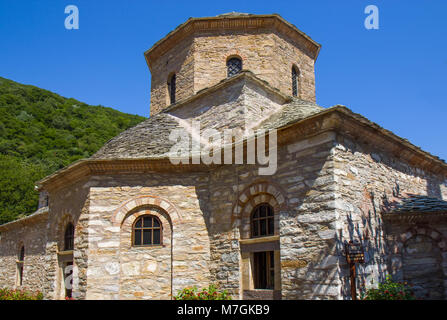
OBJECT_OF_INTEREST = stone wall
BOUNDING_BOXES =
[149,28,316,115]
[0,212,48,293]
[193,29,316,102]
[42,178,90,300]
[150,36,195,116]
[384,223,447,299]
[119,206,172,299]
[1,126,446,301]
[207,131,342,299]
[269,30,316,103]
[278,132,341,299]
[85,172,211,299]
[0,179,90,300]
[333,133,447,299]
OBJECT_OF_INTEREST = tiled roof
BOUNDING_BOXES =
[258,98,324,130]
[383,194,447,214]
[0,206,49,230]
[91,112,183,159]
[91,73,324,160]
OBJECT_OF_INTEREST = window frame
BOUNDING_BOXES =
[17,246,25,286]
[132,215,163,247]
[64,223,75,251]
[18,246,25,262]
[253,251,275,290]
[292,65,299,97]
[227,57,243,77]
[250,204,275,238]
[167,73,176,105]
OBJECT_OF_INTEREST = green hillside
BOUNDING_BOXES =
[0,77,146,224]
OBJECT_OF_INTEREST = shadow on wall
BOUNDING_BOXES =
[270,143,341,299]
[339,190,388,299]
[284,239,342,299]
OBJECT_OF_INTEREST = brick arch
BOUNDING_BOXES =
[225,52,247,64]
[393,225,447,299]
[231,180,288,239]
[124,209,168,231]
[120,207,173,247]
[396,225,447,253]
[112,195,182,229]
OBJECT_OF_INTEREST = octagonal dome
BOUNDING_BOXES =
[144,13,321,115]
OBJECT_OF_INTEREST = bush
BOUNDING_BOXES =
[173,284,232,300]
[361,275,415,300]
[0,288,43,300]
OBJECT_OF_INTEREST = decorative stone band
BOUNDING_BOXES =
[390,225,447,254]
[111,195,182,228]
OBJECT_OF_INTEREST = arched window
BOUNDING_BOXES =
[251,204,274,238]
[227,57,242,77]
[64,223,75,251]
[167,73,176,104]
[292,66,299,97]
[17,246,25,286]
[19,246,25,262]
[133,215,162,246]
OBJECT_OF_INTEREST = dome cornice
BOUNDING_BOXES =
[144,14,321,72]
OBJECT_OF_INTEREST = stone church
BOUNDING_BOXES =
[1,13,446,300]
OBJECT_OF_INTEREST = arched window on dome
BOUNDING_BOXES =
[227,57,242,77]
[133,215,162,246]
[167,73,176,104]
[292,65,300,97]
[19,246,25,261]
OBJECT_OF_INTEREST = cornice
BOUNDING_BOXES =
[144,14,321,72]
[37,158,216,192]
[36,106,447,193]
[279,106,447,176]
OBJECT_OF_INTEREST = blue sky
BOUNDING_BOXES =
[0,0,446,161]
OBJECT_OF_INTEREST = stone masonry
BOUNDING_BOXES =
[147,14,319,115]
